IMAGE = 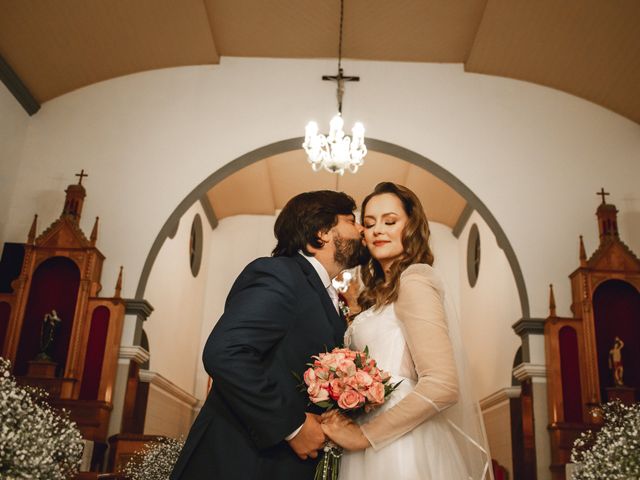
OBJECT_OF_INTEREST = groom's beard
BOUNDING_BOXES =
[333,234,368,270]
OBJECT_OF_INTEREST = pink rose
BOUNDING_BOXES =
[365,382,385,404]
[343,375,359,389]
[303,368,316,386]
[320,353,340,370]
[338,389,365,410]
[315,366,331,381]
[329,378,345,400]
[336,359,356,378]
[354,371,373,388]
[310,385,330,404]
[379,370,391,382]
[368,368,382,382]
[307,381,321,397]
[333,347,358,360]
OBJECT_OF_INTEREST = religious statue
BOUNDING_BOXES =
[35,309,62,361]
[608,336,625,387]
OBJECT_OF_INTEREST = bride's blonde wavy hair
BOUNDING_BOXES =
[358,182,434,311]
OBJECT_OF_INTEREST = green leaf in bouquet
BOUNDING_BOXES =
[292,370,308,392]
[314,400,333,409]
[385,379,403,396]
[364,345,369,359]
[354,353,363,369]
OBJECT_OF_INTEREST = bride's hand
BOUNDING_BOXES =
[320,411,371,451]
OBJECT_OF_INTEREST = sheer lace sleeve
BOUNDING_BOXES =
[360,264,459,450]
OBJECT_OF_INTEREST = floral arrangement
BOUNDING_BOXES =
[0,357,84,480]
[570,401,640,479]
[120,437,184,480]
[302,346,400,480]
[304,347,397,412]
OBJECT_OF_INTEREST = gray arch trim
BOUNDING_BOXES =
[135,137,530,320]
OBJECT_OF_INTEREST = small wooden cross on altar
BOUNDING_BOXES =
[597,187,610,205]
[75,169,88,185]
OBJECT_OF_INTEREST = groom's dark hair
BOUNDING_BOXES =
[272,190,357,257]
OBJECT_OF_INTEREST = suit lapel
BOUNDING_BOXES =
[293,254,346,344]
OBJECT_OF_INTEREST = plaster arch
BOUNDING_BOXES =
[135,137,530,334]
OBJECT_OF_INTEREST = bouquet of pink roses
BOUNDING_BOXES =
[301,346,400,480]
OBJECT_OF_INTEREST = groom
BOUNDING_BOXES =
[171,190,365,480]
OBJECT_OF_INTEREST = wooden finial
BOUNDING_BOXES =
[114,266,123,298]
[579,235,587,266]
[549,284,556,317]
[90,217,99,245]
[75,169,88,185]
[27,214,38,243]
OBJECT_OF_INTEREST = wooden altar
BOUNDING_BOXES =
[545,189,640,479]
[0,172,126,471]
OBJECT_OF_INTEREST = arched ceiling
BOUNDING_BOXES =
[1,0,639,123]
[206,150,468,229]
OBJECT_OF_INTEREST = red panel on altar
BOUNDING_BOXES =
[80,306,110,400]
[0,301,10,352]
[559,326,582,422]
[593,279,640,399]
[15,257,80,376]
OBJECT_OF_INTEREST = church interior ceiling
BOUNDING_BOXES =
[206,150,467,228]
[0,0,638,123]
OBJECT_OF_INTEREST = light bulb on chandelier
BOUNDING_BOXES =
[302,0,367,175]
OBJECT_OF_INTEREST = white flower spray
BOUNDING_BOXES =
[570,401,640,479]
[0,357,84,479]
[120,437,184,480]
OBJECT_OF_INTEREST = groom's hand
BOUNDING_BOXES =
[287,413,325,460]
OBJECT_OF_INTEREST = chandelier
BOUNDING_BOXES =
[302,0,367,175]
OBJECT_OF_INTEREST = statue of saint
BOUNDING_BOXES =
[36,309,62,361]
[608,336,625,387]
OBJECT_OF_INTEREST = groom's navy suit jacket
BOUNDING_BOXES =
[171,254,346,480]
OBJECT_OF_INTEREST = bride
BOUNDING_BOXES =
[321,182,492,480]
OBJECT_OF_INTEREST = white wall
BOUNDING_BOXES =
[0,83,29,246]
[195,214,277,400]
[430,222,461,314]
[144,201,211,395]
[458,210,522,400]
[483,400,514,477]
[2,57,639,331]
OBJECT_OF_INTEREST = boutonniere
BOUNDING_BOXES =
[337,295,350,317]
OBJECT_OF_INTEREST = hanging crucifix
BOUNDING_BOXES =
[323,68,359,115]
[321,0,359,114]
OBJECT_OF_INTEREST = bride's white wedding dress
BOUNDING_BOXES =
[339,264,491,480]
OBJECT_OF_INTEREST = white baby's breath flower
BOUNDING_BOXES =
[121,437,184,480]
[570,401,640,479]
[0,357,83,479]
